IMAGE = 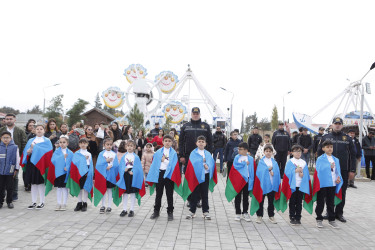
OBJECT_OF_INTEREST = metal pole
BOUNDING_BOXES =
[230,93,234,133]
[283,96,285,122]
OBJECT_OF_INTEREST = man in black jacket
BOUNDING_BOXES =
[362,131,375,179]
[272,122,291,177]
[318,117,356,223]
[212,127,226,173]
[297,128,313,166]
[347,129,362,188]
[313,127,325,156]
[247,127,262,157]
[150,122,161,137]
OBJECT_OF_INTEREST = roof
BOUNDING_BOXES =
[82,107,116,120]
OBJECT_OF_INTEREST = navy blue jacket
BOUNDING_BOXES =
[0,140,19,176]
[223,138,242,162]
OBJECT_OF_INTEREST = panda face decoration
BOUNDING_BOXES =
[155,71,179,94]
[102,87,125,109]
[124,64,147,84]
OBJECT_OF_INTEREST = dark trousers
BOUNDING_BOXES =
[226,161,233,181]
[235,183,249,214]
[190,173,209,213]
[249,149,257,158]
[316,186,336,221]
[154,170,174,214]
[256,191,275,217]
[289,187,303,220]
[0,175,14,204]
[275,151,288,177]
[213,148,224,171]
[335,170,348,217]
[365,155,375,179]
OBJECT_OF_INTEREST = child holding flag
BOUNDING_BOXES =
[250,144,281,224]
[66,138,94,212]
[22,125,53,210]
[94,138,119,214]
[279,145,312,225]
[47,135,73,211]
[184,135,217,220]
[117,140,145,217]
[314,140,343,229]
[147,135,182,221]
[225,142,255,222]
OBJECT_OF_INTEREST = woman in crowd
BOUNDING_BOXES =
[85,125,99,166]
[136,129,146,159]
[152,129,164,147]
[122,125,134,141]
[44,118,61,151]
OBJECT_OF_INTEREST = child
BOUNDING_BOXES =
[147,135,182,221]
[184,135,217,220]
[251,144,281,224]
[22,125,53,210]
[141,143,154,187]
[280,144,311,225]
[94,138,119,213]
[116,140,144,217]
[255,134,276,161]
[66,138,94,212]
[225,142,255,222]
[146,133,153,144]
[223,131,242,180]
[314,140,343,229]
[49,135,73,211]
[0,131,20,209]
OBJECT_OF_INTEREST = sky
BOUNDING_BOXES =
[1,0,375,129]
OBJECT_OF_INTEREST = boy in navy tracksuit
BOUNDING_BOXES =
[0,131,20,209]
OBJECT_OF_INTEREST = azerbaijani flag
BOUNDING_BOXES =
[46,147,73,196]
[21,137,53,182]
[94,151,119,207]
[250,157,281,215]
[225,154,255,202]
[279,160,312,213]
[65,150,94,201]
[309,154,343,210]
[116,152,145,206]
[146,147,182,197]
[182,148,217,201]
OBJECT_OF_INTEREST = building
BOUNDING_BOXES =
[82,107,116,127]
[15,113,46,129]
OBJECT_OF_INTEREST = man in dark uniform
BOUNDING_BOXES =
[272,122,291,177]
[247,127,262,157]
[150,122,161,137]
[347,129,362,188]
[179,107,213,206]
[318,117,356,223]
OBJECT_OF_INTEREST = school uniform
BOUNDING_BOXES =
[234,155,254,215]
[289,158,307,221]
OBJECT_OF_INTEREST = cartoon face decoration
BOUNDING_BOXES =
[123,64,147,84]
[162,101,187,124]
[101,87,125,109]
[155,71,179,94]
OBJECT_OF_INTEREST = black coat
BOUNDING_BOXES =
[213,131,226,149]
[298,134,313,151]
[224,138,242,162]
[272,129,291,152]
[313,133,324,153]
[247,134,262,152]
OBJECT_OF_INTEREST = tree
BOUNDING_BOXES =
[258,117,271,136]
[126,104,144,133]
[250,112,258,128]
[44,94,64,124]
[66,99,89,127]
[0,106,20,115]
[26,105,43,114]
[244,115,251,134]
[94,93,102,109]
[103,105,116,115]
[271,105,279,131]
[163,116,173,132]
[240,110,244,133]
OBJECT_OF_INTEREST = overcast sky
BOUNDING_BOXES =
[1,0,375,129]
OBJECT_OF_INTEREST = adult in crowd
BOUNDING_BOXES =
[297,128,313,166]
[347,129,362,188]
[150,122,161,138]
[213,126,226,173]
[25,119,36,138]
[272,122,291,177]
[68,122,86,152]
[318,117,356,223]
[362,131,375,180]
[136,130,146,159]
[0,114,27,200]
[292,127,303,146]
[60,123,69,136]
[247,126,262,157]
[110,122,122,142]
[85,125,98,166]
[44,118,61,151]
[153,129,164,147]
[169,130,179,151]
[93,123,100,135]
[170,128,179,145]
[179,107,213,208]
[122,125,134,141]
[313,127,325,157]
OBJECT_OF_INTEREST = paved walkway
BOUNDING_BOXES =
[1,174,375,250]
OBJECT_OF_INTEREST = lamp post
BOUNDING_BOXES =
[43,83,61,113]
[283,91,292,123]
[220,87,234,133]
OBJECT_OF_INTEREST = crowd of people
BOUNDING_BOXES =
[0,109,375,229]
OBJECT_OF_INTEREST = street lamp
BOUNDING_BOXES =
[220,87,234,133]
[43,83,61,113]
[283,91,292,123]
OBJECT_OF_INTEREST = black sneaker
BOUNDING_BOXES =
[7,203,14,209]
[81,202,87,212]
[27,203,37,210]
[295,219,301,225]
[336,215,347,223]
[128,210,134,217]
[99,206,105,214]
[290,218,296,225]
[120,210,128,217]
[150,212,160,219]
[74,202,82,211]
[106,207,112,213]
[168,213,174,221]
[36,203,44,210]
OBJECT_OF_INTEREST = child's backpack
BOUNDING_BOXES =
[230,147,239,162]
[68,131,80,151]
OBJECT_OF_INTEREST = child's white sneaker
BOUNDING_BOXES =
[235,214,241,221]
[186,212,196,220]
[243,213,251,222]
[269,217,277,224]
[203,212,211,220]
[55,204,61,211]
[60,205,66,211]
[256,216,263,224]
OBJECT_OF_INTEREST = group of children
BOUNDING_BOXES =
[1,127,343,229]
